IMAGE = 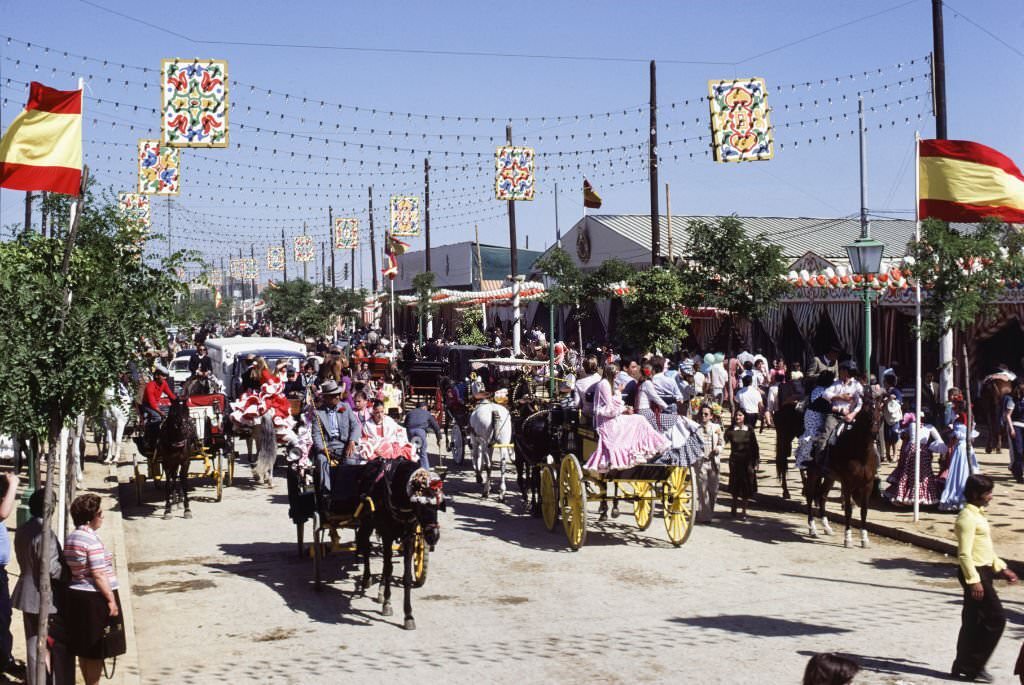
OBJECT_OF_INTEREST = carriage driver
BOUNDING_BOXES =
[310,380,361,492]
[142,368,177,422]
[812,360,864,461]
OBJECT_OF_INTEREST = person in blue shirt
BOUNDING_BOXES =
[405,402,442,470]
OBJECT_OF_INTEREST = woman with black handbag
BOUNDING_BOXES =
[63,495,125,684]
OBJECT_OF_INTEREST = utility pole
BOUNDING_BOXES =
[424,158,432,273]
[250,243,256,309]
[23,191,32,234]
[281,228,288,282]
[350,242,355,291]
[329,205,336,288]
[506,124,522,355]
[649,59,661,266]
[321,241,326,287]
[931,0,948,139]
[368,186,378,293]
[40,192,47,237]
[932,0,954,399]
[554,181,561,248]
[167,197,172,259]
[858,96,874,378]
[506,124,518,277]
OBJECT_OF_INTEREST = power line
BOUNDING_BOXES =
[942,1,1024,60]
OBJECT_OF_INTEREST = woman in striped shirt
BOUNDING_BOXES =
[63,494,125,685]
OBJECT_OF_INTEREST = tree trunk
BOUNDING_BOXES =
[35,411,61,685]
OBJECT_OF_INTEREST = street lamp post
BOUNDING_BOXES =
[845,236,885,376]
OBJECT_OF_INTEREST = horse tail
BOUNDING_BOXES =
[256,412,277,479]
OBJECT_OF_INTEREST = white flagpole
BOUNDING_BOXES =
[914,131,922,522]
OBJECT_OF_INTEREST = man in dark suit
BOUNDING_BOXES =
[310,381,361,492]
[12,490,72,685]
[807,346,841,384]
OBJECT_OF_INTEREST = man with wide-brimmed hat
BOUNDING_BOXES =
[310,380,361,491]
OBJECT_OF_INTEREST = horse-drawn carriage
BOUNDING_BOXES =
[286,455,446,630]
[132,393,234,505]
[513,382,698,551]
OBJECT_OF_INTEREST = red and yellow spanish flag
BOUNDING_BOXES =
[919,139,1024,223]
[0,82,83,196]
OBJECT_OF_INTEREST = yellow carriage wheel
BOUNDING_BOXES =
[540,464,558,532]
[631,481,654,531]
[412,525,429,588]
[559,454,587,551]
[662,466,696,547]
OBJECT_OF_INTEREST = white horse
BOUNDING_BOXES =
[101,383,133,465]
[251,412,301,487]
[468,400,514,501]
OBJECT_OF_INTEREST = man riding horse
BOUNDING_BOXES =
[812,361,864,465]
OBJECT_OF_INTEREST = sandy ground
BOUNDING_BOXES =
[113,437,1024,685]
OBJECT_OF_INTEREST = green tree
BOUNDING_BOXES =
[581,257,635,304]
[453,306,488,346]
[412,271,438,339]
[619,267,691,353]
[907,218,1008,340]
[0,183,191,680]
[678,215,789,353]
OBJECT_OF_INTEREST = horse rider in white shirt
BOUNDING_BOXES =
[813,360,864,459]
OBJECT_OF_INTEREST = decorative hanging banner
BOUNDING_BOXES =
[175,267,186,281]
[495,146,536,200]
[117,192,150,229]
[137,139,181,194]
[389,196,420,237]
[334,217,359,249]
[707,77,774,162]
[208,268,223,284]
[228,258,242,278]
[266,245,285,271]
[161,59,229,148]
[241,257,258,279]
[294,235,314,262]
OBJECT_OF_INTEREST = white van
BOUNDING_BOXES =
[204,336,308,399]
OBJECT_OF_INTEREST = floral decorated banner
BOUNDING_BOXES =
[495,146,536,200]
[334,217,359,249]
[389,196,420,237]
[266,245,285,271]
[241,258,258,279]
[294,235,315,262]
[117,192,151,229]
[707,77,773,162]
[229,258,242,278]
[208,268,223,284]
[161,59,229,148]
[137,140,181,195]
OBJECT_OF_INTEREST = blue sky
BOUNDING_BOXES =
[1,0,1021,286]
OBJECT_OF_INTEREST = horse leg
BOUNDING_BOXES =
[859,488,870,548]
[804,467,818,537]
[402,533,415,630]
[181,461,192,519]
[531,465,542,516]
[842,489,854,548]
[482,446,492,499]
[497,447,508,503]
[380,535,394,617]
[163,467,174,519]
[356,522,372,596]
[820,478,833,535]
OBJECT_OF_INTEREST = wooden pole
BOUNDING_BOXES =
[649,60,661,266]
[369,186,378,293]
[329,205,336,288]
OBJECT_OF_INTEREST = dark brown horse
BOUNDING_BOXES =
[155,398,196,520]
[803,391,883,548]
[979,376,1012,453]
[773,402,805,499]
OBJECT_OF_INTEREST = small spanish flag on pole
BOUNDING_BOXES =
[919,140,1024,223]
[583,178,602,209]
[0,82,83,196]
